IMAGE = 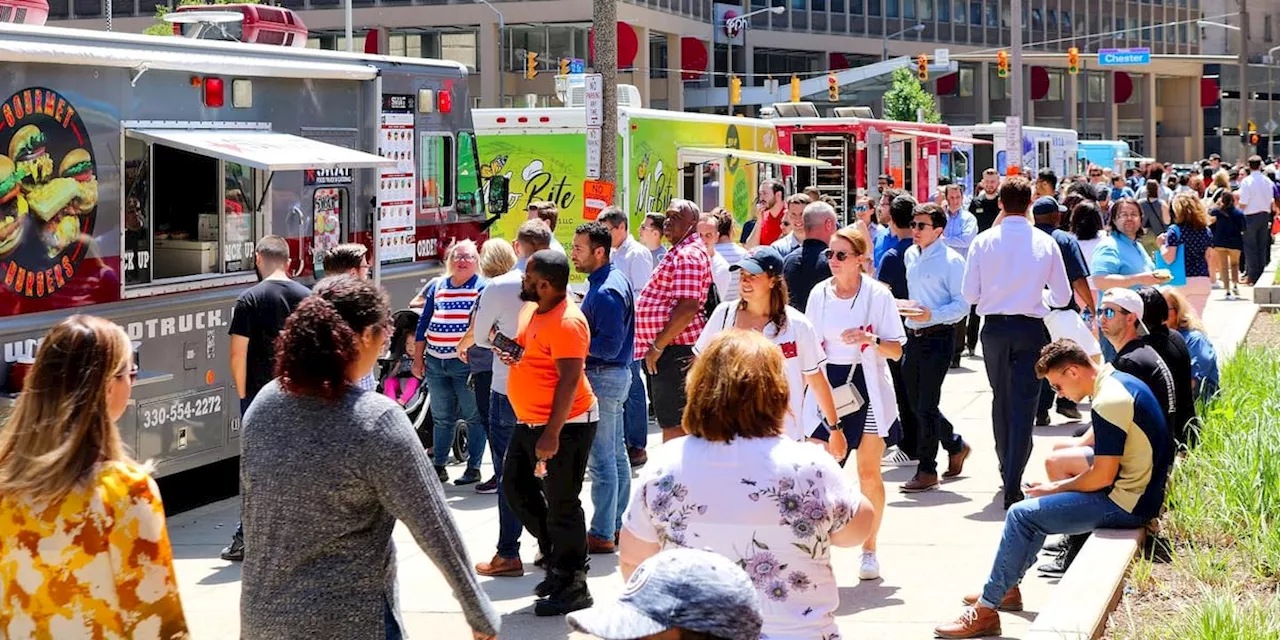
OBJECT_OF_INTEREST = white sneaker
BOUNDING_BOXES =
[859,551,881,580]
[882,445,913,466]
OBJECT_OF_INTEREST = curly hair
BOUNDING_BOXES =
[275,276,389,400]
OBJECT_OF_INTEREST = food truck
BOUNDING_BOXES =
[949,123,1078,194]
[0,15,507,477]
[765,103,986,223]
[474,88,825,247]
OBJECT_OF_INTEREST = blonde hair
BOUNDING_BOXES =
[1170,192,1210,230]
[0,316,134,503]
[443,239,478,278]
[682,330,789,442]
[478,238,518,278]
[1213,169,1230,190]
[1159,286,1206,333]
[831,225,871,257]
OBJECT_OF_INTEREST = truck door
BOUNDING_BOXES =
[300,129,360,279]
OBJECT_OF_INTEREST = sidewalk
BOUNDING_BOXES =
[166,269,1265,640]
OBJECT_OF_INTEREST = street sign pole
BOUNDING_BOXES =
[585,73,603,179]
[1010,0,1023,126]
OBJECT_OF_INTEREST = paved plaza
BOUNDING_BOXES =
[166,278,1263,640]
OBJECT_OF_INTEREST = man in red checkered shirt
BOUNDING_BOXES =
[633,199,712,442]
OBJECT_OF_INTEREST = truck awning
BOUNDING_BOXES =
[886,128,994,146]
[680,147,832,167]
[124,128,394,171]
[1119,156,1157,164]
[0,38,376,81]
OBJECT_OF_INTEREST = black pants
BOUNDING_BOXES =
[957,305,981,358]
[904,327,964,475]
[502,421,598,573]
[980,315,1048,497]
[888,358,918,459]
[1242,213,1271,283]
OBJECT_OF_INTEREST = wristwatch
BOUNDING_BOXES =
[822,417,843,432]
[874,335,882,346]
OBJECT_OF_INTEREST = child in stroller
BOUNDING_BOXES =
[380,309,423,405]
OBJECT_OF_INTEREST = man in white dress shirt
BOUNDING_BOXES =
[961,176,1072,510]
[1235,155,1275,285]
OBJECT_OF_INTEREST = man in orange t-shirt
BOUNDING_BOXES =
[499,249,598,617]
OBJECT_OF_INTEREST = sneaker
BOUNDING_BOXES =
[1231,287,1241,299]
[535,571,593,616]
[1042,536,1068,554]
[475,477,499,494]
[881,445,913,466]
[1055,402,1082,421]
[858,551,881,580]
[1038,533,1089,577]
[1211,281,1223,290]
[433,465,449,483]
[935,606,1002,638]
[220,536,244,562]
[454,468,482,486]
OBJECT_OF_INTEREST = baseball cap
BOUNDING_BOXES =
[1101,288,1149,336]
[566,548,763,640]
[1031,196,1067,216]
[731,246,785,277]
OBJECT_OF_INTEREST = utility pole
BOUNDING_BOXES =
[1239,0,1250,159]
[593,0,618,184]
[1010,0,1023,123]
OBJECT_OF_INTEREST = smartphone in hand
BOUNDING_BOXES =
[493,332,524,362]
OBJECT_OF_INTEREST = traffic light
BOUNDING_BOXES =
[525,51,538,80]
[559,58,570,76]
[996,50,1009,78]
[917,54,929,82]
[827,72,839,102]
[729,76,742,105]
[1067,47,1080,75]
[790,75,801,103]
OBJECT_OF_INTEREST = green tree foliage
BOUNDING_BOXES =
[142,0,260,37]
[882,67,942,124]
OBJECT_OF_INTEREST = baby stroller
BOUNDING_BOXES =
[377,309,468,464]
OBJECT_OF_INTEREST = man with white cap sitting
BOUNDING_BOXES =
[567,548,763,640]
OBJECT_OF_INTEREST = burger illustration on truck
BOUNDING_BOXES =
[0,155,26,259]
[9,124,55,186]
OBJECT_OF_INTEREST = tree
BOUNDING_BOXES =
[882,67,942,124]
[142,0,260,37]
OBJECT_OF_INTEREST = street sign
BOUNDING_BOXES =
[934,48,950,67]
[1096,48,1151,67]
[583,180,615,219]
[586,126,602,179]
[584,73,603,127]
[1267,119,1279,134]
[569,58,585,74]
[1005,115,1022,175]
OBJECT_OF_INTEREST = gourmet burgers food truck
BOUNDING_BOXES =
[0,18,505,478]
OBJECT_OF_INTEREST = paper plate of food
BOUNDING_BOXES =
[1152,268,1174,283]
[896,300,926,317]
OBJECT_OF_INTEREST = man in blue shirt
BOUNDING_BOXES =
[900,203,972,492]
[872,188,902,271]
[569,221,636,554]
[942,183,979,368]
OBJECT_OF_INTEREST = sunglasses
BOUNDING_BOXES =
[823,249,856,261]
[1099,307,1130,320]
[909,221,936,230]
[118,365,139,383]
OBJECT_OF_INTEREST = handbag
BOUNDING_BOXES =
[1156,226,1188,286]
[830,364,866,419]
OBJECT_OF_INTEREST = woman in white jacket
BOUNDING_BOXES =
[805,225,906,582]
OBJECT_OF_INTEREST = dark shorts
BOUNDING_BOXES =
[644,344,695,429]
[809,362,901,450]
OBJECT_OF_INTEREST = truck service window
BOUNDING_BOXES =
[420,133,454,212]
[224,162,256,273]
[152,146,219,280]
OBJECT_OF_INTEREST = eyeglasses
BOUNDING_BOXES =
[1089,172,1103,177]
[823,249,855,262]
[1099,307,1130,320]
[117,365,139,384]
[909,221,935,230]
[451,254,478,263]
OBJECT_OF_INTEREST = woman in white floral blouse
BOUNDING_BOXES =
[619,330,875,640]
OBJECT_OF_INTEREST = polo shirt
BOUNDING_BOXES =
[508,297,597,425]
[1091,232,1154,290]
[1036,222,1090,313]
[782,238,832,312]
[1091,366,1173,520]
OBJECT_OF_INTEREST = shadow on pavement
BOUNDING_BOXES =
[888,490,974,508]
[197,563,242,586]
[834,581,904,615]
[963,493,1009,523]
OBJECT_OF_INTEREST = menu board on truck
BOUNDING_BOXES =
[377,94,416,265]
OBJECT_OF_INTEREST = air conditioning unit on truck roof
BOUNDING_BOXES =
[169,3,308,47]
[0,0,49,25]
[562,82,644,109]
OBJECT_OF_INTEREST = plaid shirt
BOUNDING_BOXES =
[633,232,712,360]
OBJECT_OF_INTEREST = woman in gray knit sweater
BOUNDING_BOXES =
[239,276,500,640]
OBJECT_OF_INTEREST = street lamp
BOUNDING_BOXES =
[474,0,505,107]
[882,23,925,62]
[723,4,787,113]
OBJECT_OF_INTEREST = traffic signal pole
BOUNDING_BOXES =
[1010,0,1024,124]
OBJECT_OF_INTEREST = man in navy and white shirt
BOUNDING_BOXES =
[962,176,1071,510]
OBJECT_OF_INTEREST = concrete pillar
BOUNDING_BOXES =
[666,32,684,112]
[1065,67,1080,131]
[1103,71,1119,140]
[478,19,500,108]
[1190,78,1205,160]
[1142,72,1157,159]
[633,26,652,108]
[1024,65,1036,124]
[977,62,992,123]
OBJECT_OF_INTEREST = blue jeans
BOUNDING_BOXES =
[980,490,1147,607]
[585,366,632,540]
[488,391,523,559]
[384,597,401,640]
[425,355,485,469]
[623,360,649,449]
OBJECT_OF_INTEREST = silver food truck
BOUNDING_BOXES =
[0,17,509,477]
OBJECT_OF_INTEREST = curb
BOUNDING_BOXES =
[1029,243,1278,640]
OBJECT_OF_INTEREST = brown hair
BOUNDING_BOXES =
[682,330,789,442]
[1035,338,1093,379]
[323,243,368,274]
[0,316,133,502]
[737,271,791,334]
[786,193,811,206]
[532,200,559,230]
[276,276,390,400]
[998,175,1033,214]
[830,225,870,257]
[1169,192,1210,230]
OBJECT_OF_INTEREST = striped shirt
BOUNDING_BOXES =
[414,274,486,359]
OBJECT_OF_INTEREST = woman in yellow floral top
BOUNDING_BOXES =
[0,315,189,639]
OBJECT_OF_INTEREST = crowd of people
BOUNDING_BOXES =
[0,150,1274,640]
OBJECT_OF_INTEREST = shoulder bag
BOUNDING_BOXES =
[1155,225,1188,286]
[820,282,866,419]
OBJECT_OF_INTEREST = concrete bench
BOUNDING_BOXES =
[1028,528,1146,640]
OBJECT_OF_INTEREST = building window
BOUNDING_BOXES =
[1087,72,1104,102]
[1179,24,1187,43]
[441,32,477,71]
[939,0,949,21]
[833,0,845,12]
[1061,10,1072,32]
[852,0,863,14]
[814,0,827,11]
[953,0,963,23]
[1267,15,1274,42]
[388,33,424,58]
[1046,9,1056,29]
[1031,8,1041,29]
[903,0,914,18]
[419,134,455,210]
[869,0,880,16]
[985,1,997,27]
[650,38,668,78]
[919,0,932,20]
[990,68,1013,98]
[969,1,980,25]
[888,0,899,17]
[958,66,974,96]
[1045,70,1063,100]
